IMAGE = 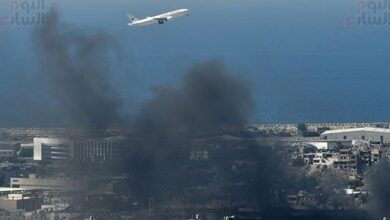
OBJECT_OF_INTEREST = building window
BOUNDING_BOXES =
[381,136,384,142]
[343,136,347,140]
[362,136,365,140]
[324,136,327,140]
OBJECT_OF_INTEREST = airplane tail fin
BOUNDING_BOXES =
[127,13,139,23]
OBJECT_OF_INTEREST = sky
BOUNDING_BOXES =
[2,0,390,126]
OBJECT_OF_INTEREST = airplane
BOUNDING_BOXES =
[127,9,190,26]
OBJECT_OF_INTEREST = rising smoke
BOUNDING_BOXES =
[33,8,122,129]
[32,8,293,218]
[134,60,253,133]
[366,159,390,219]
[127,60,254,199]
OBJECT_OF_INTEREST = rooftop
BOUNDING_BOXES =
[322,127,390,135]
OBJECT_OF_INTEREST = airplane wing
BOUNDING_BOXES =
[153,16,173,24]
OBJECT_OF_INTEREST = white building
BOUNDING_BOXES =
[10,175,86,192]
[33,137,129,163]
[312,153,336,166]
[0,193,42,212]
[33,138,72,162]
[305,141,338,151]
[10,174,87,191]
[321,127,390,143]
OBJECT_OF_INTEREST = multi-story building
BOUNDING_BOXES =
[0,144,19,160]
[312,152,336,167]
[333,149,359,173]
[33,136,130,163]
[10,175,86,192]
[0,193,43,212]
[371,147,382,163]
[33,138,72,162]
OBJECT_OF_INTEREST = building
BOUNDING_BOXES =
[33,136,130,163]
[333,149,359,173]
[312,152,336,167]
[73,136,129,163]
[287,191,317,208]
[10,175,86,192]
[0,210,24,220]
[302,153,315,164]
[0,144,19,159]
[321,127,390,143]
[371,148,382,163]
[33,138,72,162]
[0,193,42,212]
[305,141,338,151]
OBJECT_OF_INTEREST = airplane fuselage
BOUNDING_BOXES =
[129,9,190,26]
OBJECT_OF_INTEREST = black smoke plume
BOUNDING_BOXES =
[127,60,254,198]
[134,60,253,133]
[32,9,291,218]
[366,159,390,219]
[33,8,122,129]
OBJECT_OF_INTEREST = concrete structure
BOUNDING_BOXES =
[0,144,19,159]
[301,153,314,164]
[333,149,359,173]
[34,137,129,163]
[305,141,338,151]
[372,148,382,163]
[73,139,113,162]
[0,193,42,212]
[0,188,36,193]
[0,210,24,220]
[312,153,336,167]
[321,127,390,143]
[20,143,34,149]
[287,191,317,208]
[10,175,86,192]
[33,138,72,162]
